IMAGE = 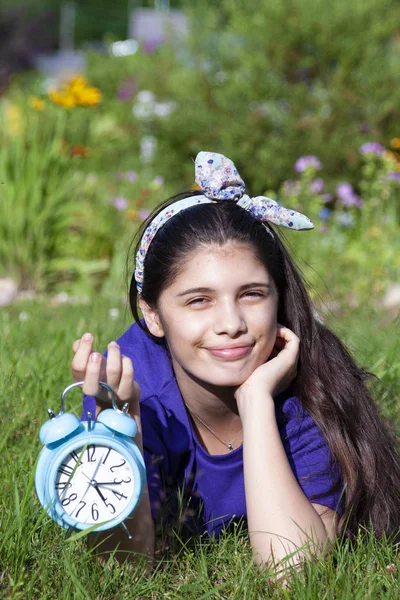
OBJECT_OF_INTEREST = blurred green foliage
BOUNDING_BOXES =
[101,0,400,193]
[1,0,400,304]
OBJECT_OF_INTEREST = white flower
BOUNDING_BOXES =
[140,136,157,163]
[132,91,156,120]
[154,101,176,118]
[108,308,120,320]
[132,91,175,121]
[136,90,155,104]
[133,101,155,120]
[19,312,29,322]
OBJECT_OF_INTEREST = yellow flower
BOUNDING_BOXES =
[390,137,400,149]
[48,75,101,108]
[48,89,76,108]
[28,96,45,111]
[68,75,88,92]
[74,86,101,107]
[126,210,138,221]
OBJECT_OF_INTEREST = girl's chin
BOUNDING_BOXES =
[199,372,251,389]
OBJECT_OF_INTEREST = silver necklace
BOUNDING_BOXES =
[185,404,242,451]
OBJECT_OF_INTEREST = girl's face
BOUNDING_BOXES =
[141,242,279,390]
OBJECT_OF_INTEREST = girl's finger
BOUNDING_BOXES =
[276,326,300,349]
[117,356,137,403]
[82,352,102,396]
[106,341,122,389]
[71,333,94,379]
[276,324,298,341]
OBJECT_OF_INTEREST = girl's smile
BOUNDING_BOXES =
[204,344,254,360]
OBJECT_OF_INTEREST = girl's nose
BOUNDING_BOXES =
[212,301,247,337]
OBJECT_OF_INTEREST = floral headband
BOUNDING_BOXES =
[134,151,314,293]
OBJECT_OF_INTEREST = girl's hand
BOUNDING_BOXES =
[235,325,299,413]
[71,333,140,409]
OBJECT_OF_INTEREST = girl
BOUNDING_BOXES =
[71,152,400,568]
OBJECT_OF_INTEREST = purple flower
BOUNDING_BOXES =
[117,77,136,103]
[112,196,128,211]
[359,142,385,156]
[310,178,324,194]
[143,37,165,54]
[319,207,332,221]
[294,155,322,173]
[139,208,151,221]
[322,193,334,203]
[336,182,353,200]
[153,175,164,186]
[387,171,400,182]
[126,171,137,183]
[336,183,363,208]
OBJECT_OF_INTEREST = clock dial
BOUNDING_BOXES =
[55,445,134,524]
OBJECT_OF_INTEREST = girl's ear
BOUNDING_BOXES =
[139,297,165,338]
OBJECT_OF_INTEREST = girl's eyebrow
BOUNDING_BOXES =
[177,283,271,297]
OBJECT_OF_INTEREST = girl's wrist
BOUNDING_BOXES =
[236,388,276,424]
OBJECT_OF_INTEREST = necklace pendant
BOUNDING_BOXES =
[227,443,233,451]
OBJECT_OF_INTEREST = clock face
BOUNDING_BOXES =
[55,444,134,525]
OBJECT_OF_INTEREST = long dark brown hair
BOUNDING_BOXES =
[129,194,400,542]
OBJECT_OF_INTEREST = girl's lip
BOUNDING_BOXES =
[205,345,253,360]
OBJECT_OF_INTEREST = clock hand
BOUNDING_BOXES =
[82,472,113,510]
[93,481,122,486]
[91,450,107,481]
[81,450,108,499]
[92,483,109,506]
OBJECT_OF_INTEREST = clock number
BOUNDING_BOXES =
[91,503,99,521]
[61,493,78,506]
[102,448,112,465]
[58,464,74,476]
[55,481,72,491]
[106,502,116,514]
[75,501,86,519]
[113,476,131,484]
[111,489,128,501]
[87,445,96,463]
[70,450,80,463]
[110,459,126,473]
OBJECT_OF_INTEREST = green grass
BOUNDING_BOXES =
[0,299,399,599]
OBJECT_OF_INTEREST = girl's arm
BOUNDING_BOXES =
[71,334,155,564]
[235,326,336,569]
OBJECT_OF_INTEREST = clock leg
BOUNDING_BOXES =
[120,521,133,540]
[65,525,75,538]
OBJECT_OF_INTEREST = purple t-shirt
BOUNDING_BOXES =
[83,322,343,536]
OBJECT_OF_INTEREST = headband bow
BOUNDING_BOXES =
[135,151,313,293]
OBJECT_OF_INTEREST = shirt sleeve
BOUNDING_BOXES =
[277,396,344,514]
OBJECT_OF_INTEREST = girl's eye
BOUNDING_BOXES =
[242,291,265,299]
[187,297,209,306]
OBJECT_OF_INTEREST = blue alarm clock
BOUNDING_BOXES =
[35,381,146,538]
